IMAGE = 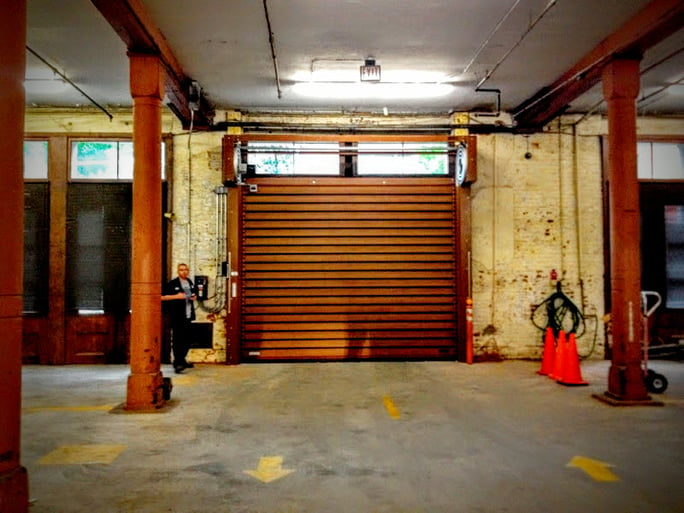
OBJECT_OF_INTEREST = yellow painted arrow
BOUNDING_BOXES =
[383,395,401,419]
[567,456,620,482]
[244,456,295,483]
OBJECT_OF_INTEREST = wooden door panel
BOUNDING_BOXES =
[65,314,114,364]
[23,317,48,364]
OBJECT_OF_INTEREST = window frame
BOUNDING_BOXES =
[69,138,168,182]
[237,134,459,178]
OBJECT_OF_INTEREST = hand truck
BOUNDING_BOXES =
[641,291,668,394]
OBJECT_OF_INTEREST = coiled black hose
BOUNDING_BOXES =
[531,282,597,358]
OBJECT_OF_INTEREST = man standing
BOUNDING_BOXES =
[162,263,196,373]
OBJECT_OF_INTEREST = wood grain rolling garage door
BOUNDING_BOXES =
[240,177,458,361]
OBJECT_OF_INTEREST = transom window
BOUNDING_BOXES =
[638,142,684,180]
[24,140,49,179]
[70,140,166,180]
[247,142,340,175]
[243,140,450,176]
[357,142,448,175]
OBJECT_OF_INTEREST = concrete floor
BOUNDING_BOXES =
[20,358,684,513]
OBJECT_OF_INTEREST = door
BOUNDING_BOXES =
[641,183,684,354]
[65,183,131,363]
[239,177,459,361]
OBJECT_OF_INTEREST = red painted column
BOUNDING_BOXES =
[126,53,166,410]
[602,57,650,402]
[0,0,30,511]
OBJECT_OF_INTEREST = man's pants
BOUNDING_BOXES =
[171,320,191,366]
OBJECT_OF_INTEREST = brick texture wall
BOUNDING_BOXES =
[25,109,684,362]
[472,126,605,360]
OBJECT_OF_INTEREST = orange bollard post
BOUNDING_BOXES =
[537,327,556,376]
[465,297,473,364]
[557,332,588,386]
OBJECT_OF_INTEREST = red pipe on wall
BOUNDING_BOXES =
[465,297,474,364]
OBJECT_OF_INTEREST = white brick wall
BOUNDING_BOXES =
[25,108,684,362]
[171,131,227,363]
[471,125,606,360]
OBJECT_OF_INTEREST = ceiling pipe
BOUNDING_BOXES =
[636,44,684,112]
[26,45,113,121]
[263,0,282,99]
[210,120,518,134]
[463,0,522,74]
[570,44,684,125]
[473,88,501,117]
[638,77,684,111]
[475,0,558,90]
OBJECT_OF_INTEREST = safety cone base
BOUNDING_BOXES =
[557,379,588,387]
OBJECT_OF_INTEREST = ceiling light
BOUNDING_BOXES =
[291,81,454,99]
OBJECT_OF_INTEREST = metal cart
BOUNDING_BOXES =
[641,291,669,394]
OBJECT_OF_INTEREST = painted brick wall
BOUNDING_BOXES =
[171,131,228,363]
[471,125,605,360]
[24,109,684,362]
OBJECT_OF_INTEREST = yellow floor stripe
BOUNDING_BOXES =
[39,444,127,465]
[567,456,620,482]
[383,395,401,419]
[171,375,197,385]
[24,405,115,413]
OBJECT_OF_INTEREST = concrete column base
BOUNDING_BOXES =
[125,372,167,412]
[0,465,29,513]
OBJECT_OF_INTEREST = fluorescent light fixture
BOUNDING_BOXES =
[292,69,452,83]
[292,82,454,99]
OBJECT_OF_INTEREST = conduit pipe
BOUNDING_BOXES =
[263,0,283,99]
[197,186,227,314]
[557,124,565,276]
[476,0,558,90]
[187,110,194,270]
[571,44,684,126]
[26,45,113,120]
[463,0,522,74]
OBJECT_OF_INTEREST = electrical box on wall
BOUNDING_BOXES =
[195,275,209,301]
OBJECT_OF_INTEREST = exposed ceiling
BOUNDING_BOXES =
[25,0,684,131]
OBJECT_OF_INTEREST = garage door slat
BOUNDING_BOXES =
[243,329,456,340]
[244,287,456,297]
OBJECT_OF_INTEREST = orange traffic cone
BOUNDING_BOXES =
[537,327,555,376]
[549,330,566,380]
[557,332,588,386]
